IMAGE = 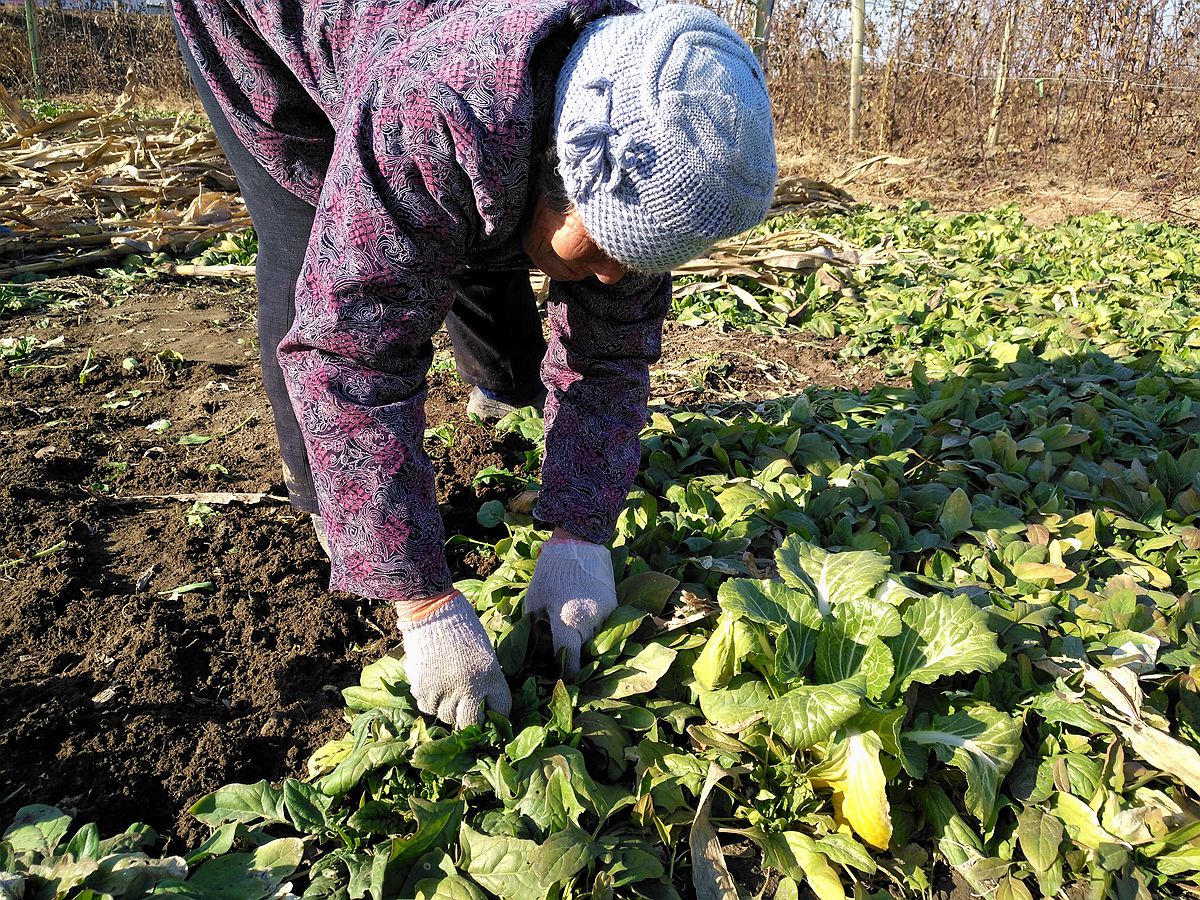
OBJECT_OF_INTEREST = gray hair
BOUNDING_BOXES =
[535,143,573,216]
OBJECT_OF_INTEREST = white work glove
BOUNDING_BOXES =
[525,538,617,676]
[399,593,512,729]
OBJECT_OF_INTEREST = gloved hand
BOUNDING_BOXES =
[398,592,512,729]
[525,537,617,675]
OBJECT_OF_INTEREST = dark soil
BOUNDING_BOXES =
[0,276,883,858]
[654,319,893,404]
[0,282,526,853]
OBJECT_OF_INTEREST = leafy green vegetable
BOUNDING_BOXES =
[15,202,1200,898]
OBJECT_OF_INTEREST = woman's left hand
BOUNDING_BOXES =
[524,534,617,676]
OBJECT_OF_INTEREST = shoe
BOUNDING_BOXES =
[466,384,547,422]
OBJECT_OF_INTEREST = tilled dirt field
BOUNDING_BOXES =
[0,279,885,854]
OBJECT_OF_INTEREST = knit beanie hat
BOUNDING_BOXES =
[553,3,777,273]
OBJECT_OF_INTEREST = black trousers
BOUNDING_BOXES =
[174,28,547,512]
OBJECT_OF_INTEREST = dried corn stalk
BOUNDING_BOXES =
[0,71,871,286]
[0,71,248,279]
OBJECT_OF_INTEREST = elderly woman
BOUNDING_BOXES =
[171,0,777,728]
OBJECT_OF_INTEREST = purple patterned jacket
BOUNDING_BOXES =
[172,0,672,602]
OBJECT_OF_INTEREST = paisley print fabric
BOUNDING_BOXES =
[172,0,669,602]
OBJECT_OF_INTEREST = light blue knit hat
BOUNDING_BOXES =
[553,3,777,273]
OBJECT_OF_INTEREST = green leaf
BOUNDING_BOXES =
[1027,693,1111,735]
[775,537,890,616]
[549,680,573,734]
[586,604,648,657]
[412,728,485,778]
[915,784,997,893]
[382,799,465,884]
[939,488,974,539]
[1157,847,1200,876]
[718,578,805,627]
[477,500,506,528]
[578,711,631,780]
[348,800,405,835]
[902,705,1024,826]
[696,674,772,731]
[2,805,72,855]
[717,578,823,677]
[514,764,585,831]
[764,680,864,750]
[693,615,754,691]
[616,571,679,615]
[317,740,411,796]
[188,781,286,827]
[505,725,547,763]
[283,779,330,834]
[887,593,1005,694]
[64,822,100,861]
[253,837,305,881]
[815,832,877,874]
[594,836,665,887]
[815,594,901,698]
[187,838,302,900]
[342,654,412,712]
[414,874,487,900]
[586,643,677,700]
[1016,806,1064,874]
[531,825,596,885]
[755,830,847,900]
[458,825,545,900]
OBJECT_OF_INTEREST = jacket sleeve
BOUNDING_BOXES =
[534,271,672,543]
[277,82,477,603]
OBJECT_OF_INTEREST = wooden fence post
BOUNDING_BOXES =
[849,0,865,146]
[24,0,43,99]
[987,1,1019,148]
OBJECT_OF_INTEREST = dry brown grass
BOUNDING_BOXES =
[710,0,1200,203]
[3,1,1198,219]
[0,6,191,101]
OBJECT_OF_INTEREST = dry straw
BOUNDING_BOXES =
[0,72,249,279]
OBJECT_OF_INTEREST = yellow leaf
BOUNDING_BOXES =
[1012,562,1076,585]
[810,730,892,850]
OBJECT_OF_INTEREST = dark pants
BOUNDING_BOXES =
[174,28,547,513]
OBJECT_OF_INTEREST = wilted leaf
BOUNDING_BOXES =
[690,764,742,900]
[1053,793,1124,851]
[810,729,892,849]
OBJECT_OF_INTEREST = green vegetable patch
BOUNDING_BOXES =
[4,204,1200,899]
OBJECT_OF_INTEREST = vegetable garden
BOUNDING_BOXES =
[4,193,1200,898]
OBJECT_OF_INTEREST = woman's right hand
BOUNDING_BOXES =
[398,592,511,729]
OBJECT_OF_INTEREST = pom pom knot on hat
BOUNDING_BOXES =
[553,3,778,273]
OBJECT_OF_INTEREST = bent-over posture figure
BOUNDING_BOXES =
[171,0,777,727]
